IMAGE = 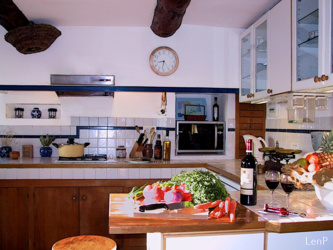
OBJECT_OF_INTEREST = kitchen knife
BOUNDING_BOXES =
[137,133,144,145]
[139,202,186,212]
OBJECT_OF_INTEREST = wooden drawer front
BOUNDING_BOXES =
[240,104,266,111]
[239,131,265,137]
[239,123,264,130]
[239,117,265,124]
[239,110,265,117]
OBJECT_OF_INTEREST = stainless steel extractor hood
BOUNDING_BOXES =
[50,74,115,96]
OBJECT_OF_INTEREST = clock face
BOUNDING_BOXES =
[149,46,179,76]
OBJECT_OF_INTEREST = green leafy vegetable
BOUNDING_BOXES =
[159,170,230,206]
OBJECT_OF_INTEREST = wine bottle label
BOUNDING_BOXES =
[240,168,254,195]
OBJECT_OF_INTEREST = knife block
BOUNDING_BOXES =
[129,142,144,158]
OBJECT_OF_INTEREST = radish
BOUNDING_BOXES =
[143,184,152,198]
[164,190,183,203]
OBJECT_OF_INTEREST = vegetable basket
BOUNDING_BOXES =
[184,105,206,121]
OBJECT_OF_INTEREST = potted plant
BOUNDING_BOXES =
[40,134,56,157]
[0,129,14,158]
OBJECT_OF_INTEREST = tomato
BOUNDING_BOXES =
[306,154,319,164]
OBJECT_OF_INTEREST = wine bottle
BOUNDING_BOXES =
[240,139,257,206]
[163,131,171,161]
[213,97,219,121]
[154,134,162,160]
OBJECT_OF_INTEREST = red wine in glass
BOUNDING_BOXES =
[265,180,279,190]
[281,183,295,194]
[280,173,296,209]
[265,170,280,205]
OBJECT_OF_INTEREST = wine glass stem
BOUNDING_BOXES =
[286,193,290,209]
[271,190,274,205]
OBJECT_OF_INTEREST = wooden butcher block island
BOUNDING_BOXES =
[109,194,266,234]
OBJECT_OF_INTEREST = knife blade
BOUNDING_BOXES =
[139,202,186,212]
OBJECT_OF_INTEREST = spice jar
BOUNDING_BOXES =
[116,146,126,158]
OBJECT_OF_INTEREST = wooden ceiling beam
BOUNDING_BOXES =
[0,0,29,31]
[151,0,191,37]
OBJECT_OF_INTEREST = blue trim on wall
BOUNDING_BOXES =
[0,85,239,94]
[5,126,176,139]
[266,128,331,134]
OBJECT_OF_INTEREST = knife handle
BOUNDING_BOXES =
[139,203,168,212]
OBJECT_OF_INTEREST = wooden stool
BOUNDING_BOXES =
[52,235,117,250]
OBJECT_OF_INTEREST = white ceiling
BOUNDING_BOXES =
[13,0,281,29]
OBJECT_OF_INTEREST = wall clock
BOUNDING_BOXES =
[149,46,179,76]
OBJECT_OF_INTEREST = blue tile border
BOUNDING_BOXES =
[4,126,176,139]
[266,128,331,134]
[3,127,330,139]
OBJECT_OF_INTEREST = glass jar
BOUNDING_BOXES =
[116,146,126,158]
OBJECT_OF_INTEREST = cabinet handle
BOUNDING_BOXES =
[82,196,86,200]
[321,75,328,81]
[314,76,320,82]
[267,89,273,94]
[72,196,76,200]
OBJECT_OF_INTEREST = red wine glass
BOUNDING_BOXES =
[265,170,280,205]
[280,173,296,209]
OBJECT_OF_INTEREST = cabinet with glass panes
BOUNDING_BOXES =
[239,14,268,103]
[293,0,333,92]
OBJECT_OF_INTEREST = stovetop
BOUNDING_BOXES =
[56,154,116,163]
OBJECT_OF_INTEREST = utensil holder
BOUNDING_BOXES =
[129,142,144,158]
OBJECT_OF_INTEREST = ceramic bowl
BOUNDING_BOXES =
[313,182,333,210]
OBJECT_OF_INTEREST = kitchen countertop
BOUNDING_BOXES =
[1,157,333,233]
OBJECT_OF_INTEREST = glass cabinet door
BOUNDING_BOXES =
[254,20,268,94]
[240,33,252,99]
[296,0,319,81]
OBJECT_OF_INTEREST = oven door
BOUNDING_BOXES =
[176,121,224,154]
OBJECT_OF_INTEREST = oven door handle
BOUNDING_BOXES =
[214,125,218,149]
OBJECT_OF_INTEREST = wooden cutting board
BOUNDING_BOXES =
[110,194,211,220]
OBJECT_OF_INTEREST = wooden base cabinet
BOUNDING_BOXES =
[0,179,161,250]
[34,187,80,250]
[0,188,29,250]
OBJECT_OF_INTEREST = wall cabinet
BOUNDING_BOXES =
[240,0,292,103]
[240,14,269,103]
[292,0,333,92]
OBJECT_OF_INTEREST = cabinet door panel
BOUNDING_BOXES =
[34,187,79,250]
[0,188,29,250]
[239,117,265,124]
[79,186,123,236]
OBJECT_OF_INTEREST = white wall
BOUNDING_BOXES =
[0,25,242,88]
[0,25,241,123]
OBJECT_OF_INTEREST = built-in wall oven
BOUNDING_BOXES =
[176,121,225,155]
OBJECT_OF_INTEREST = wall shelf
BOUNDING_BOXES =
[6,104,61,119]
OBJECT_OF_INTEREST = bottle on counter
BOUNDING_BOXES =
[163,131,171,161]
[240,139,257,206]
[154,134,162,160]
[213,97,219,121]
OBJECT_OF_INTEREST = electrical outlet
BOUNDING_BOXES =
[291,143,299,149]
